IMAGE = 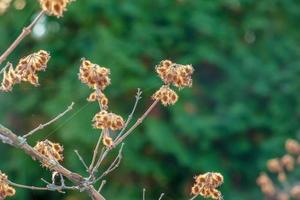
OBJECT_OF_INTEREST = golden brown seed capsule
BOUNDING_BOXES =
[152,86,178,106]
[39,0,72,17]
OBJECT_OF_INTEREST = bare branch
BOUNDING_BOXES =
[158,193,165,200]
[0,10,45,65]
[0,124,105,200]
[94,143,124,183]
[0,62,12,75]
[89,130,104,172]
[189,195,199,200]
[114,99,159,146]
[24,102,74,138]
[92,99,159,174]
[98,180,106,193]
[143,188,146,200]
[114,88,142,142]
[74,150,89,171]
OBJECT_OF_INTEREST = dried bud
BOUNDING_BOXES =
[285,139,300,154]
[92,111,124,131]
[152,86,178,106]
[257,173,276,196]
[281,154,295,171]
[290,185,300,199]
[192,172,223,200]
[39,0,72,17]
[87,91,109,108]
[34,140,64,167]
[79,59,111,90]
[0,171,16,199]
[103,136,113,148]
[155,60,194,88]
[267,158,282,173]
[0,64,21,92]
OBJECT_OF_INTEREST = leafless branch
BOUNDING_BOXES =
[23,102,74,138]
[0,10,45,65]
[89,130,104,172]
[94,143,124,183]
[0,124,105,200]
[114,88,142,142]
[98,180,106,193]
[74,150,89,171]
[0,62,12,75]
[158,193,165,200]
[189,195,199,200]
[143,188,146,200]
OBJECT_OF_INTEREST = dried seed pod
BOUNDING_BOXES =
[92,111,124,131]
[257,173,276,196]
[39,0,72,17]
[191,172,223,200]
[267,158,282,173]
[155,60,194,88]
[0,171,16,199]
[34,140,64,168]
[152,86,178,106]
[281,154,295,171]
[285,139,300,154]
[290,185,300,199]
[79,59,111,90]
[87,91,109,108]
[103,136,113,148]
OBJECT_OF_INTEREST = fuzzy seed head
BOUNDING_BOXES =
[156,60,194,88]
[0,171,15,199]
[92,111,124,131]
[79,59,111,91]
[192,172,223,200]
[152,86,178,106]
[39,0,72,17]
[285,139,300,155]
[34,140,64,168]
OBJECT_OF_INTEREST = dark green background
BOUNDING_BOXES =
[1,0,300,199]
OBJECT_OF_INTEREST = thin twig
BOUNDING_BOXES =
[0,10,45,65]
[93,99,159,173]
[114,88,142,142]
[93,143,124,183]
[0,62,12,75]
[8,180,53,191]
[0,124,105,200]
[143,188,146,200]
[98,180,106,193]
[74,150,89,171]
[189,195,199,200]
[158,193,165,200]
[89,130,104,172]
[24,102,74,138]
[114,99,159,146]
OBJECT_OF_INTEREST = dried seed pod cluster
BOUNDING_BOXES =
[78,59,124,147]
[79,59,111,91]
[0,171,15,199]
[92,110,124,131]
[0,50,50,92]
[191,172,223,200]
[34,140,64,167]
[153,60,194,106]
[152,85,178,106]
[257,138,300,199]
[39,0,72,17]
[156,59,194,88]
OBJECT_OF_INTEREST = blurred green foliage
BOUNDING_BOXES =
[1,0,300,199]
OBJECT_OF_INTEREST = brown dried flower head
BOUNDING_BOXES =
[285,139,300,155]
[87,91,109,108]
[0,171,16,199]
[267,158,282,173]
[39,0,72,17]
[152,86,178,106]
[290,185,300,199]
[156,60,194,88]
[257,173,276,196]
[281,154,295,171]
[102,135,113,148]
[0,64,21,92]
[92,110,124,131]
[191,172,223,200]
[0,50,50,92]
[79,59,111,90]
[34,140,64,167]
